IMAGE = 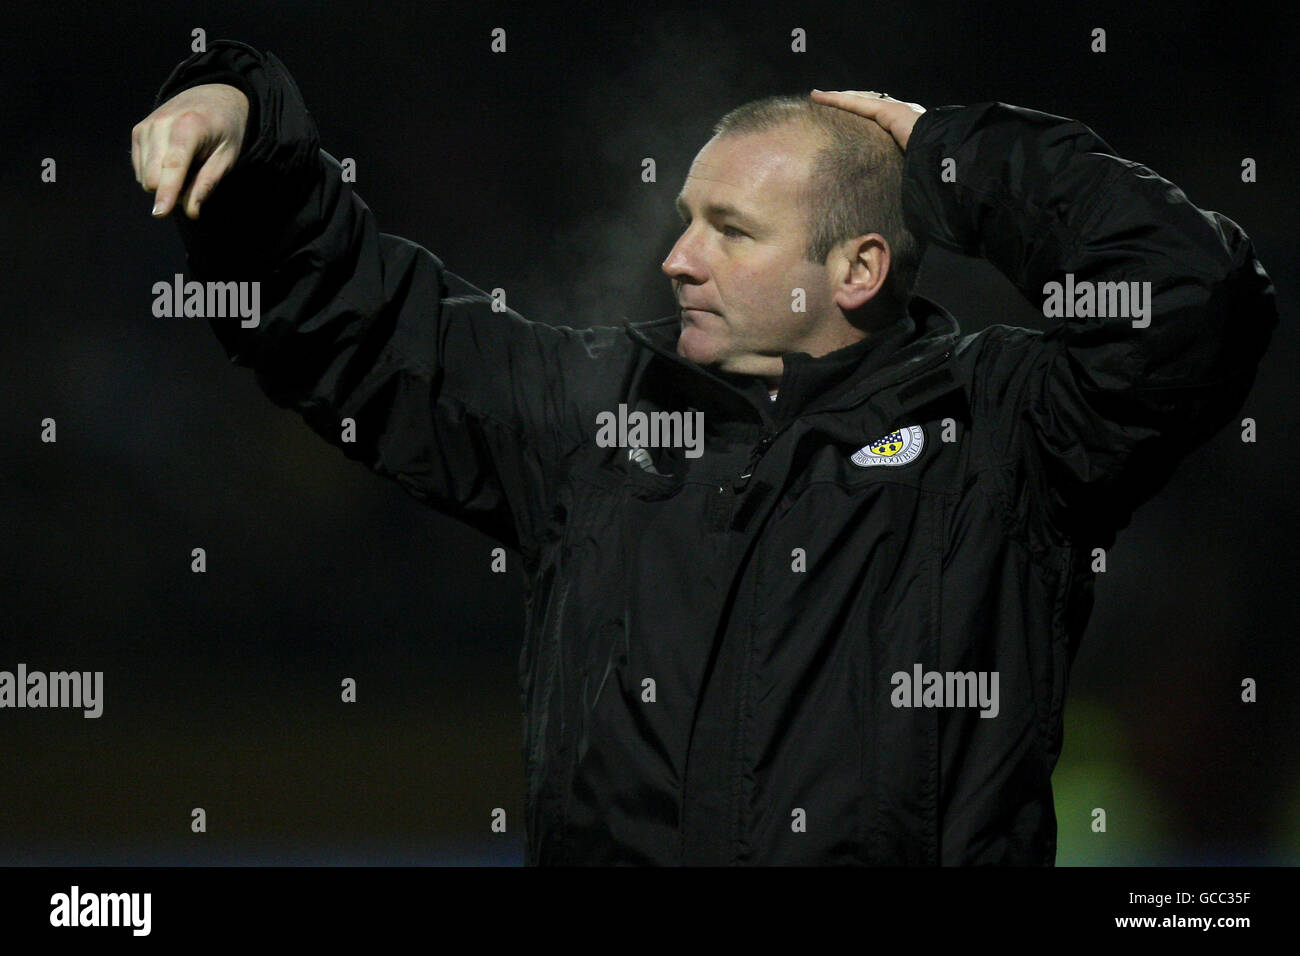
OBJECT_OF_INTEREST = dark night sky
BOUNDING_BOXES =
[2,0,1296,864]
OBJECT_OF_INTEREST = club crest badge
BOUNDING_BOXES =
[851,424,925,468]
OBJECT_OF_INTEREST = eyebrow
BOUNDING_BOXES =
[673,194,757,225]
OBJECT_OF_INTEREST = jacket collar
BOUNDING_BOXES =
[624,293,965,430]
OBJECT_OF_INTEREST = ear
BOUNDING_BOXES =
[832,234,890,313]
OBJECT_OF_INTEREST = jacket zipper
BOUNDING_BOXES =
[733,431,777,492]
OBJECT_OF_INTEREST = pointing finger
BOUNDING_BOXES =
[151,112,204,217]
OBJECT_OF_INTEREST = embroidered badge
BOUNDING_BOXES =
[850,425,925,468]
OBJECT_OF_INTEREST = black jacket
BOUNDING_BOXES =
[156,41,1278,864]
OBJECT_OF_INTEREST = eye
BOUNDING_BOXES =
[722,225,748,239]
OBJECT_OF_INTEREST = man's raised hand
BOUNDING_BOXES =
[810,90,926,151]
[131,83,249,220]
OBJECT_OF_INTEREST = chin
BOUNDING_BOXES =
[676,325,723,366]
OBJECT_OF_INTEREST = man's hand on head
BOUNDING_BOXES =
[809,90,926,151]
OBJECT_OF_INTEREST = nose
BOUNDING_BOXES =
[661,226,706,284]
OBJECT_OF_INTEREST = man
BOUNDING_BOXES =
[131,40,1277,865]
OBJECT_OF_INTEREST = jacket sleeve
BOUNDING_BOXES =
[154,40,628,562]
[902,101,1279,544]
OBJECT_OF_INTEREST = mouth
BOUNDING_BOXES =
[680,307,717,322]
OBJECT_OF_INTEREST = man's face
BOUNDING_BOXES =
[662,123,839,379]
